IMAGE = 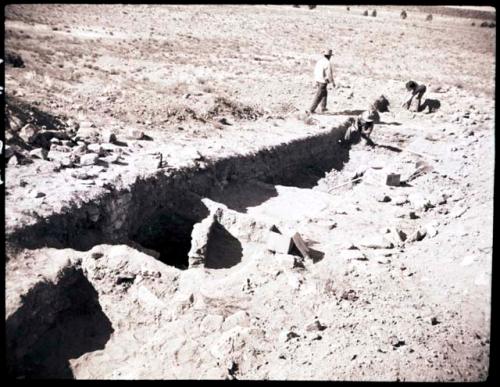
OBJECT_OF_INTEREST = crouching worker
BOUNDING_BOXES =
[402,80,426,111]
[340,111,375,147]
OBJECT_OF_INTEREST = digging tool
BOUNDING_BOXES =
[374,142,439,162]
[328,176,363,192]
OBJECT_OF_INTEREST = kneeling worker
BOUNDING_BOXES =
[403,80,426,111]
[342,111,375,146]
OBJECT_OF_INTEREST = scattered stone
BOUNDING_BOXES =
[52,146,73,156]
[71,170,97,180]
[293,256,306,269]
[386,173,401,186]
[103,131,117,143]
[29,148,48,160]
[80,153,99,166]
[129,128,145,140]
[360,236,394,249]
[101,142,119,152]
[30,190,46,198]
[72,144,88,155]
[394,228,407,242]
[340,289,358,301]
[283,331,300,342]
[430,317,440,326]
[389,336,405,348]
[218,117,231,125]
[409,211,419,219]
[376,193,392,203]
[87,143,105,156]
[48,150,74,167]
[19,123,40,144]
[393,195,409,205]
[305,319,327,332]
[341,249,368,261]
[409,228,426,242]
[103,151,123,164]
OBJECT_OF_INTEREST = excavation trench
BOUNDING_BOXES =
[7,125,350,270]
[7,125,350,378]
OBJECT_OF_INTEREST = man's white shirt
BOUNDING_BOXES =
[314,56,334,84]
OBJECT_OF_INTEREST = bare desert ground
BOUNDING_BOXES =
[3,4,496,381]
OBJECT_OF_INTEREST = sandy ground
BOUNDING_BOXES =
[4,4,496,381]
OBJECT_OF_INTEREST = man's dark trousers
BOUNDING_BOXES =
[310,82,327,112]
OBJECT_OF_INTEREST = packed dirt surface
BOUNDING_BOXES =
[4,5,495,381]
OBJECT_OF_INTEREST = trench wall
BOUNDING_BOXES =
[6,125,349,251]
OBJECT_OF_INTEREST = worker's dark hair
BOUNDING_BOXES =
[406,81,417,90]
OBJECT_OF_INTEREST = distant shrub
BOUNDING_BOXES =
[372,10,377,17]
[363,10,368,16]
[426,14,433,21]
[471,22,476,26]
[292,4,300,7]
[308,5,316,10]
[400,10,407,19]
[5,51,25,68]
[489,22,496,28]
[346,6,350,11]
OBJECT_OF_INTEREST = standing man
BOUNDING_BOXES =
[308,49,335,114]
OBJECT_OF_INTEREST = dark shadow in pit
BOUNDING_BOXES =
[272,145,350,190]
[205,221,243,269]
[6,269,114,379]
[210,181,278,214]
[129,212,199,270]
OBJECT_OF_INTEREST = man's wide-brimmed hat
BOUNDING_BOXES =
[323,49,333,56]
[360,110,375,123]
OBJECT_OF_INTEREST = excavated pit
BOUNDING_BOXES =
[7,126,350,270]
[6,126,351,378]
[6,265,114,379]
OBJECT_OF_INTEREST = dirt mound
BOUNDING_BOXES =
[207,96,263,121]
